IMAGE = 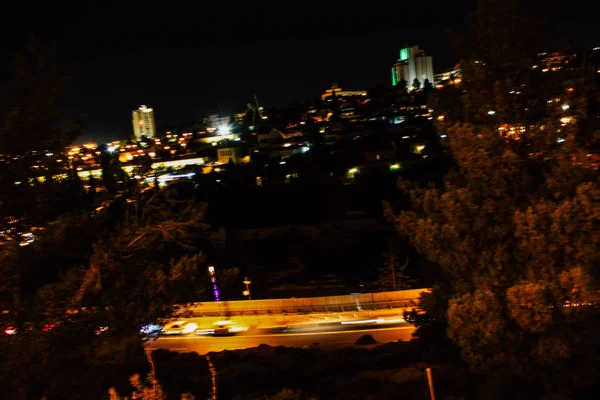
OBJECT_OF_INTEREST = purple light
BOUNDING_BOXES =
[212,283,221,302]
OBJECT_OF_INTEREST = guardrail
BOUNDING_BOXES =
[176,288,429,317]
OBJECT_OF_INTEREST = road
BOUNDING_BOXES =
[149,324,415,354]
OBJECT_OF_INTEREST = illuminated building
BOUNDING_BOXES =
[434,67,462,86]
[217,146,248,164]
[532,52,571,72]
[321,84,367,101]
[391,46,434,90]
[132,105,156,141]
[256,127,286,146]
[204,114,231,129]
[194,133,239,145]
[151,157,206,170]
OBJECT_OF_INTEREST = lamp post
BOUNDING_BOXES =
[242,277,251,300]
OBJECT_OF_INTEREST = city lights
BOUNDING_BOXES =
[0,5,598,400]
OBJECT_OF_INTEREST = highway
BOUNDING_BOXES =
[149,323,416,354]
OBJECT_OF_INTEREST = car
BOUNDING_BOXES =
[140,324,163,337]
[2,323,33,336]
[161,321,198,335]
[4,326,17,335]
[403,309,431,326]
[211,320,249,336]
[95,326,109,335]
[213,322,232,336]
[42,323,57,332]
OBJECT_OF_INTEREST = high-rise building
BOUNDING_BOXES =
[132,105,156,140]
[391,46,434,90]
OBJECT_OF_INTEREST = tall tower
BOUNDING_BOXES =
[391,46,434,90]
[132,105,156,141]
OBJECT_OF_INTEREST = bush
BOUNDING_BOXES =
[354,334,377,345]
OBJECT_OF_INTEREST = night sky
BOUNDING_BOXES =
[1,1,597,144]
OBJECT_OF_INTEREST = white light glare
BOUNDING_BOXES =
[157,172,195,182]
[561,104,570,111]
[488,110,496,115]
[341,319,378,325]
[195,329,215,335]
[218,124,231,135]
[182,323,198,334]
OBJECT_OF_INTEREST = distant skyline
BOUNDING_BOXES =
[1,1,597,144]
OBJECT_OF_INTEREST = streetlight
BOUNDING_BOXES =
[242,277,252,300]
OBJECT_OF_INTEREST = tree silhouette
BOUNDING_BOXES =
[422,78,433,94]
[396,79,408,97]
[99,146,119,194]
[0,186,210,399]
[412,78,421,91]
[386,1,600,397]
[374,242,415,291]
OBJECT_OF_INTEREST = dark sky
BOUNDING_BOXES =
[2,1,597,143]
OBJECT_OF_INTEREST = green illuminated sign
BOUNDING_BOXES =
[391,68,397,86]
[400,48,409,61]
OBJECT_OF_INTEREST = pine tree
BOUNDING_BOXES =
[412,78,421,91]
[374,242,415,291]
[396,79,408,97]
[385,0,600,396]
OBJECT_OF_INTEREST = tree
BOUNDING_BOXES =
[87,175,98,210]
[71,189,209,325]
[374,241,415,291]
[0,186,210,399]
[98,145,126,194]
[396,79,408,97]
[108,374,167,400]
[137,154,153,175]
[422,79,434,102]
[423,78,433,91]
[385,1,600,397]
[330,90,340,116]
[412,78,421,91]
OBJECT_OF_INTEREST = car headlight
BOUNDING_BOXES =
[182,323,198,334]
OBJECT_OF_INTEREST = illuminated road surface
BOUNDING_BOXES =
[149,324,416,354]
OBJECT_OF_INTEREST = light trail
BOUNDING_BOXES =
[157,325,414,340]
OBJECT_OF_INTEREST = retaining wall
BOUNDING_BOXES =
[177,288,430,317]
